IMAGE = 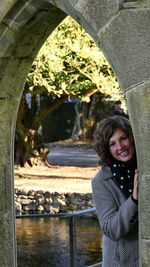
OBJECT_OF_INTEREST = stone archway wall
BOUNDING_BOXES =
[0,0,150,266]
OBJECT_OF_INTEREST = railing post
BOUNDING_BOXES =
[69,216,77,267]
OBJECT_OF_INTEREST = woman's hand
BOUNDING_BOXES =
[132,169,138,200]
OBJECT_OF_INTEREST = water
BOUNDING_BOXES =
[16,216,102,267]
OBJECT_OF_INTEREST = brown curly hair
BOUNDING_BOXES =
[94,116,135,166]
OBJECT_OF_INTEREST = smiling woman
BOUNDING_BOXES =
[92,116,138,267]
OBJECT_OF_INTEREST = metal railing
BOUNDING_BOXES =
[16,207,102,267]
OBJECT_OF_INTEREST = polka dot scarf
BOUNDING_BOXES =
[109,157,137,198]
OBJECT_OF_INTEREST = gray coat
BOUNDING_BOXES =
[92,166,139,267]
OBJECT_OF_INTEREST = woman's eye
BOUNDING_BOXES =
[109,142,115,147]
[121,136,127,141]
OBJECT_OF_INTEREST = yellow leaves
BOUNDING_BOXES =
[28,15,121,101]
[61,82,70,95]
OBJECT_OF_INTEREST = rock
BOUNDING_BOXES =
[23,203,37,211]
[15,188,94,215]
[20,199,36,205]
[36,195,45,204]
[45,197,53,204]
[15,202,22,212]
[37,205,44,211]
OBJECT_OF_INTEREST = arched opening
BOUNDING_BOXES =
[1,1,150,266]
[14,14,122,168]
[13,14,124,266]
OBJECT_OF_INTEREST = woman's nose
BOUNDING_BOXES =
[117,142,124,150]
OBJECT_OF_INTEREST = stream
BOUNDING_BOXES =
[17,216,102,267]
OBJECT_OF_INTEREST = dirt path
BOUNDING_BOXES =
[14,165,99,193]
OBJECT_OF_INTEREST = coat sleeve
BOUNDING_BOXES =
[92,173,138,241]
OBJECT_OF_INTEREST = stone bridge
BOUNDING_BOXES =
[0,0,150,266]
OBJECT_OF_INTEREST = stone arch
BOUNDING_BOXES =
[0,0,150,266]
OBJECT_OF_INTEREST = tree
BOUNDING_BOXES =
[15,16,120,167]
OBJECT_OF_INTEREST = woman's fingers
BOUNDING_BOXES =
[132,169,138,200]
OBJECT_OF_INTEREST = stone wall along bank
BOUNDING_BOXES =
[15,188,94,215]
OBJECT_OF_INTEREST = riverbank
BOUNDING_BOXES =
[14,142,100,214]
[15,165,99,193]
[14,165,99,214]
[15,189,94,214]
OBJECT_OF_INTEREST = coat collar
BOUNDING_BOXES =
[100,165,113,180]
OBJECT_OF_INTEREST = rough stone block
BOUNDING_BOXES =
[44,204,59,213]
[37,204,44,211]
[123,0,150,8]
[125,82,150,173]
[32,0,56,10]
[139,174,150,238]
[45,197,53,204]
[0,25,17,58]
[36,195,45,204]
[140,239,150,266]
[23,203,37,211]
[74,0,120,32]
[0,0,17,22]
[43,191,52,198]
[0,210,16,266]
[48,0,79,28]
[3,1,38,30]
[36,190,43,195]
[50,0,78,9]
[97,8,150,90]
[125,83,150,248]
[28,190,36,196]
[17,189,29,196]
[21,199,36,205]
[53,197,66,206]
[15,202,21,212]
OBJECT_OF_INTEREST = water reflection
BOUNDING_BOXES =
[17,216,102,267]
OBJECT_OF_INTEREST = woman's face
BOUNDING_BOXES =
[109,128,135,162]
